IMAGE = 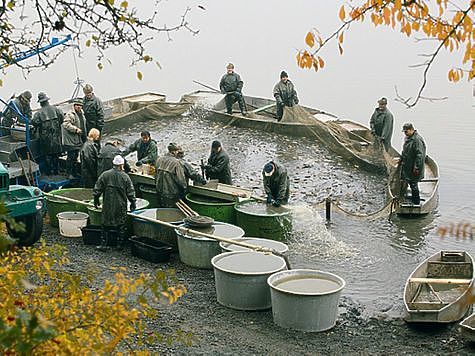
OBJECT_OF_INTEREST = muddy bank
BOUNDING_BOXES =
[43,224,474,355]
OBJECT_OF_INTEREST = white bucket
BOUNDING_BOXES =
[57,211,89,237]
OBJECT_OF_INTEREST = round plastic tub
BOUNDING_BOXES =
[46,188,93,227]
[220,237,289,254]
[185,193,236,224]
[212,251,287,310]
[267,269,346,332]
[139,185,159,208]
[176,222,244,269]
[57,211,89,237]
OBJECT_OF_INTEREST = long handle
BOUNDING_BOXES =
[177,199,198,216]
[175,200,194,218]
[18,157,31,186]
[192,80,221,93]
[43,191,291,268]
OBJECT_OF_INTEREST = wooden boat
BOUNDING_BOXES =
[404,251,474,323]
[188,180,253,202]
[185,90,393,174]
[460,313,475,342]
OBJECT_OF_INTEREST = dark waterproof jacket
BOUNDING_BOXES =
[155,153,187,206]
[401,131,426,182]
[181,159,206,185]
[2,97,32,126]
[62,109,86,148]
[370,108,394,150]
[32,103,64,155]
[80,140,100,188]
[262,161,290,204]
[273,80,299,107]
[125,139,158,165]
[93,167,136,226]
[219,73,244,94]
[207,149,232,185]
[83,95,105,133]
[97,142,122,176]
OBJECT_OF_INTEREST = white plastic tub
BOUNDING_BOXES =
[57,211,89,237]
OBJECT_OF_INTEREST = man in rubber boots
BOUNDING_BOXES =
[273,71,299,122]
[93,155,136,251]
[123,130,158,167]
[32,92,64,175]
[1,90,33,134]
[155,143,187,208]
[262,161,290,207]
[62,98,86,178]
[82,84,105,134]
[400,123,426,205]
[219,63,247,116]
[370,97,394,151]
[80,128,101,188]
[204,140,232,185]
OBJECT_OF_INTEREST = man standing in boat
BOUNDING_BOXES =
[1,90,33,135]
[400,123,426,205]
[94,155,136,251]
[155,142,188,208]
[62,98,87,178]
[370,97,394,151]
[82,84,105,134]
[262,161,290,207]
[219,63,247,116]
[204,140,232,185]
[273,71,299,122]
[123,130,158,167]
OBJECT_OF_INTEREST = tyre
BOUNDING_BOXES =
[7,211,43,247]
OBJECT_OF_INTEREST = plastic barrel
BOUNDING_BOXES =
[185,193,236,224]
[139,185,159,208]
[234,200,292,241]
[46,188,93,227]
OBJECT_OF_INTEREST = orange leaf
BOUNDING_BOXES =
[318,56,325,68]
[383,7,390,25]
[338,31,344,44]
[338,43,344,55]
[339,5,346,21]
[312,59,319,72]
[305,32,315,47]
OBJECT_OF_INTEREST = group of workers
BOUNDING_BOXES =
[220,63,299,121]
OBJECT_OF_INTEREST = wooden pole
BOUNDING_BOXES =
[325,197,331,222]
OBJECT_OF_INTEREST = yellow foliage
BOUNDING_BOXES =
[339,5,346,21]
[305,32,315,47]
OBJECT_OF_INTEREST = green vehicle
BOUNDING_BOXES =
[0,162,44,246]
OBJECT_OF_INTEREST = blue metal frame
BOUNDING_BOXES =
[0,96,31,146]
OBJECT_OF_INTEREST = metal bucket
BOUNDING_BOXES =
[185,193,236,224]
[267,269,345,332]
[87,198,149,227]
[211,251,287,310]
[133,208,185,249]
[220,237,289,254]
[46,188,93,227]
[234,200,292,241]
[176,222,244,269]
[139,185,159,208]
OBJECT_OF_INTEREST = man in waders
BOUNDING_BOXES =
[262,161,290,207]
[204,140,232,185]
[219,63,247,116]
[62,98,86,178]
[123,130,158,166]
[82,84,105,134]
[273,71,299,122]
[93,155,136,251]
[80,128,101,188]
[400,123,426,205]
[370,97,394,151]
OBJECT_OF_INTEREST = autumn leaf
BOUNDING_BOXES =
[137,71,143,80]
[338,43,344,55]
[97,62,103,70]
[0,79,3,87]
[338,31,344,44]
[120,1,128,9]
[85,39,91,47]
[305,32,315,47]
[318,56,325,68]
[339,5,345,21]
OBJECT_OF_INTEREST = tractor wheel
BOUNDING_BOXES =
[6,211,43,247]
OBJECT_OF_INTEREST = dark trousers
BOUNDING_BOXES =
[44,154,60,175]
[66,148,80,176]
[157,194,180,209]
[225,93,246,114]
[401,180,421,205]
[276,102,294,121]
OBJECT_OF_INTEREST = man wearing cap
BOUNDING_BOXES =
[262,161,290,207]
[123,131,158,167]
[80,128,101,188]
[204,140,232,185]
[62,99,87,178]
[370,97,394,151]
[155,143,187,208]
[273,71,299,121]
[82,84,105,134]
[97,139,128,176]
[400,123,426,205]
[32,92,64,175]
[219,63,247,116]
[94,155,136,251]
[1,90,33,134]
[177,147,207,186]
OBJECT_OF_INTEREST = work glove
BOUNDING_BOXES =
[266,195,273,204]
[129,201,137,212]
[412,167,420,177]
[272,200,281,207]
[93,196,101,209]
[135,161,143,167]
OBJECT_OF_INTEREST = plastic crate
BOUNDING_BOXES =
[81,225,118,246]
[130,236,172,263]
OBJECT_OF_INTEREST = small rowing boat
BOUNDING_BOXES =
[460,313,475,342]
[404,251,474,323]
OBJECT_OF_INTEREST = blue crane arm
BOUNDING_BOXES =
[0,34,72,69]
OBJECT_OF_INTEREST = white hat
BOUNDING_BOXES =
[112,155,124,165]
